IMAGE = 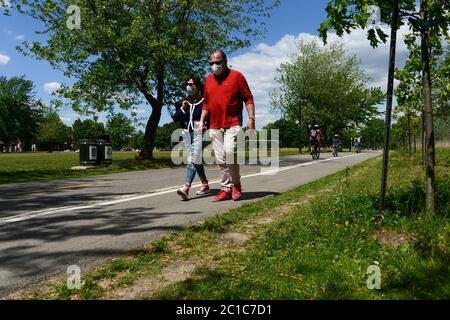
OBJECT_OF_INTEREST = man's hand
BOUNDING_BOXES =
[247,117,255,130]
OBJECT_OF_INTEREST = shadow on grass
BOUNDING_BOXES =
[366,175,450,218]
[383,252,450,299]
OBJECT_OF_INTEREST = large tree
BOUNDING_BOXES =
[395,34,449,159]
[36,111,70,150]
[0,76,44,149]
[264,118,301,149]
[106,113,135,150]
[72,118,106,145]
[271,41,384,142]
[319,0,450,215]
[154,122,180,151]
[360,118,386,149]
[2,0,279,159]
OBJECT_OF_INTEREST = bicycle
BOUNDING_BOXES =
[311,140,320,160]
[332,144,339,157]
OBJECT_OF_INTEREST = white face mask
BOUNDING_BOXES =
[211,63,223,76]
[186,85,196,96]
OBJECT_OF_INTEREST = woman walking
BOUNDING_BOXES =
[172,75,210,200]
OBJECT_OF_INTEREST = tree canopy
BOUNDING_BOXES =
[0,76,44,147]
[271,40,384,143]
[72,118,106,145]
[37,111,71,150]
[318,0,450,215]
[3,0,279,159]
[106,113,135,150]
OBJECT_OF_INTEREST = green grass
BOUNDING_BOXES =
[15,148,449,300]
[0,151,175,184]
[152,148,450,300]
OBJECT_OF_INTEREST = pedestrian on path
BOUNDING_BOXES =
[198,49,255,202]
[172,75,211,200]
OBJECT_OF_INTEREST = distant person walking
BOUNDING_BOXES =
[198,49,255,202]
[15,138,22,152]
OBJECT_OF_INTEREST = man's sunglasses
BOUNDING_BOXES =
[209,60,223,66]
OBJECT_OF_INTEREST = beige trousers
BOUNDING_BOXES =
[209,125,242,192]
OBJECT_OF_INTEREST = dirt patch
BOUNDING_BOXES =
[167,241,186,254]
[263,198,314,219]
[371,229,415,248]
[162,260,198,282]
[110,259,198,300]
[98,278,113,290]
[255,217,274,225]
[218,231,250,246]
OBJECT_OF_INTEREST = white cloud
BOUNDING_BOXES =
[0,52,10,65]
[14,34,25,41]
[131,108,146,115]
[229,25,411,128]
[43,82,62,94]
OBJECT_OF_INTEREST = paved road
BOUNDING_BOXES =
[0,151,380,297]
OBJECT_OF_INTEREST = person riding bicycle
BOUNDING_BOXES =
[332,132,341,156]
[355,137,362,153]
[309,124,322,155]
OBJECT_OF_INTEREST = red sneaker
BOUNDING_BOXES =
[231,183,242,201]
[212,190,232,202]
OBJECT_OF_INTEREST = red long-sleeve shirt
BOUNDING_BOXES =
[203,69,254,129]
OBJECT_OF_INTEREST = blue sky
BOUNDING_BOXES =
[0,0,409,130]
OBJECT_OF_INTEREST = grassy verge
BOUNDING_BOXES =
[10,148,449,300]
[0,151,176,185]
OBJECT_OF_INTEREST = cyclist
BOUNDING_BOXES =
[332,132,341,157]
[309,124,322,156]
[355,137,362,153]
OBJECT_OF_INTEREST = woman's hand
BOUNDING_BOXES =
[181,100,189,111]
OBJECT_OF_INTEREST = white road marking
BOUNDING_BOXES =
[0,153,367,224]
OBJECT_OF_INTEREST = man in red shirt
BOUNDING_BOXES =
[198,49,255,201]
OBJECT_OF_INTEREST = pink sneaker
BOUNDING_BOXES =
[196,180,210,195]
[177,183,190,200]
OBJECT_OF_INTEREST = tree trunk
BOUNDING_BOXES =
[420,0,435,215]
[414,134,416,154]
[408,111,412,156]
[138,65,165,160]
[139,107,162,160]
[422,109,425,164]
[379,0,400,217]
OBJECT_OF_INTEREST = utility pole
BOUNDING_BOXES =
[379,0,400,218]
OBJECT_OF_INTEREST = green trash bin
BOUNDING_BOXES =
[97,139,112,165]
[79,139,98,166]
